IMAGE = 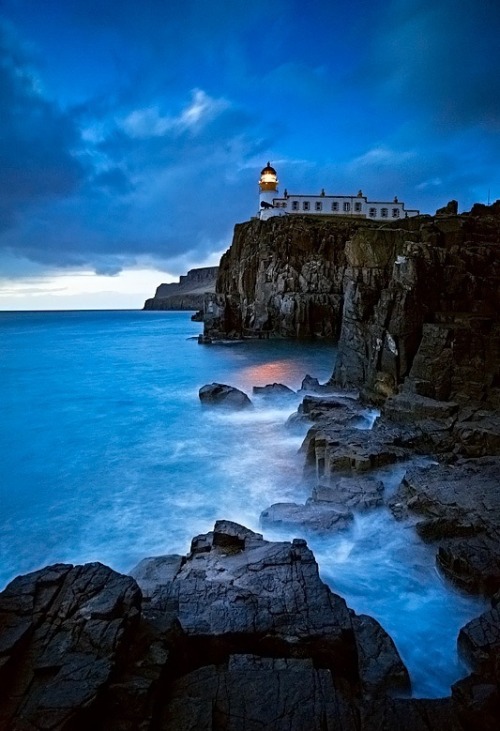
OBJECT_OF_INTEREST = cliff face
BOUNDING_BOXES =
[335,212,500,406]
[204,211,500,407]
[144,266,218,310]
[205,216,370,338]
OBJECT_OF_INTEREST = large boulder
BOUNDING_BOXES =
[199,382,252,409]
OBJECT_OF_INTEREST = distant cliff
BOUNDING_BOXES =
[144,266,218,310]
[204,206,500,407]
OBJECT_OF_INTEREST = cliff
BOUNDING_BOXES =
[204,209,500,408]
[144,266,218,310]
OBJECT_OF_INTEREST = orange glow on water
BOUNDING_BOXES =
[239,360,296,386]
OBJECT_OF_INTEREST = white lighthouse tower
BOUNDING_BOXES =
[258,162,279,219]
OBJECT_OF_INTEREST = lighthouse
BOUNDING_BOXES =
[258,162,279,218]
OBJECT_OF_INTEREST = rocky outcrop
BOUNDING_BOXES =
[0,521,419,730]
[144,266,218,310]
[333,211,500,407]
[199,382,252,409]
[390,458,500,594]
[203,208,499,413]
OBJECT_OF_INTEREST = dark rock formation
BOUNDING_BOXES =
[144,266,218,310]
[0,521,415,731]
[0,562,140,730]
[252,382,296,397]
[203,208,499,414]
[199,382,252,409]
[390,458,500,594]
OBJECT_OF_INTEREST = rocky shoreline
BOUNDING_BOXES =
[1,375,499,729]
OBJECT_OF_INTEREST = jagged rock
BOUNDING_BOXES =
[0,562,141,731]
[458,604,500,674]
[303,421,415,478]
[3,520,498,728]
[437,537,500,595]
[312,476,385,510]
[260,501,354,534]
[199,382,252,409]
[252,382,296,397]
[390,458,500,594]
[300,374,335,393]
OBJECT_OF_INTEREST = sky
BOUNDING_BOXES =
[0,0,499,309]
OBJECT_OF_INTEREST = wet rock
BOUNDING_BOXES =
[437,537,500,595]
[130,554,184,599]
[312,476,385,510]
[260,501,354,535]
[252,382,296,397]
[303,421,415,479]
[390,458,500,594]
[199,382,252,409]
[300,374,335,393]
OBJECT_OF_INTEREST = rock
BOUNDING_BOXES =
[312,476,385,511]
[129,554,184,599]
[0,562,141,730]
[436,200,459,216]
[303,421,415,478]
[300,374,334,393]
[458,604,500,674]
[161,655,360,731]
[199,382,252,409]
[260,501,353,534]
[390,458,500,594]
[3,520,497,728]
[437,537,500,595]
[252,382,296,397]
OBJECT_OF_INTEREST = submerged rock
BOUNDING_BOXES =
[260,501,354,534]
[199,382,252,409]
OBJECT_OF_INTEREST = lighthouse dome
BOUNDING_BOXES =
[259,162,278,190]
[260,162,277,177]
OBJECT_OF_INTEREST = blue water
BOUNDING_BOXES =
[0,310,485,697]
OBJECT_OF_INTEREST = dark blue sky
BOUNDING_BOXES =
[1,0,499,306]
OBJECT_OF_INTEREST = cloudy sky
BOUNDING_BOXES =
[1,0,499,309]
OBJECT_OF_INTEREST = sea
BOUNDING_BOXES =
[0,309,486,697]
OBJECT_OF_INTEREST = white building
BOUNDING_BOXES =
[258,163,420,221]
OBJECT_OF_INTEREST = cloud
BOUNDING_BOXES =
[121,90,230,139]
[0,22,84,231]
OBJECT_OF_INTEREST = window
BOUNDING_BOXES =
[292,201,299,211]
[332,201,339,211]
[282,202,287,208]
[392,208,400,218]
[369,207,377,218]
[343,201,350,212]
[354,201,362,212]
[381,208,388,218]
[303,201,310,211]
[315,201,322,211]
